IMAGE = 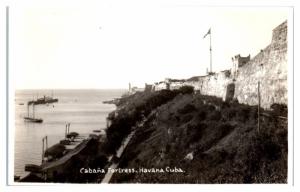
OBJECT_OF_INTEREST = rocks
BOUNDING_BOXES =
[184,152,194,160]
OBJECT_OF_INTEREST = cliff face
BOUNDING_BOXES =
[110,92,287,183]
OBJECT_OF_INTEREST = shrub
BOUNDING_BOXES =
[178,104,196,114]
[223,108,237,121]
[186,122,207,144]
[204,104,216,112]
[182,114,194,123]
[237,106,251,122]
[104,89,181,155]
[197,111,207,121]
[208,111,222,121]
[217,123,234,138]
[178,86,194,94]
[91,154,108,168]
[257,133,282,161]
[271,103,288,117]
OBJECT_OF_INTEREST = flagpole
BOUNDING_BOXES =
[203,28,212,73]
[209,29,212,73]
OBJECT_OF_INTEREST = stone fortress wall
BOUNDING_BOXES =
[152,21,288,109]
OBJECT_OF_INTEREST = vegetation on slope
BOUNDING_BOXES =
[110,92,287,183]
[101,86,195,155]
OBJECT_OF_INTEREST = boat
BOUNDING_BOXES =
[25,164,42,173]
[59,139,72,145]
[66,132,79,140]
[28,91,58,105]
[44,143,67,161]
[24,104,43,123]
[28,95,58,105]
[24,117,43,123]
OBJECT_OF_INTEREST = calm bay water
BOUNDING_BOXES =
[14,89,125,178]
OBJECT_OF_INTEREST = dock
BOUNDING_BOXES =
[41,138,91,171]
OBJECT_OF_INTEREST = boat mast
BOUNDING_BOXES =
[33,104,35,119]
[27,104,29,117]
[42,137,44,162]
[45,136,48,150]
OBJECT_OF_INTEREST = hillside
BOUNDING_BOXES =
[108,89,287,183]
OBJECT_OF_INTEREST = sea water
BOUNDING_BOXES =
[14,89,125,178]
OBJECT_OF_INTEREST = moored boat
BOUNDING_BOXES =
[24,117,43,123]
[28,96,58,105]
[25,164,42,173]
[24,104,43,123]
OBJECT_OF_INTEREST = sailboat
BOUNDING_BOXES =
[24,104,43,123]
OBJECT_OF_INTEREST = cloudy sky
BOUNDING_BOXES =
[10,1,290,89]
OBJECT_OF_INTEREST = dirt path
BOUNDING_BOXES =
[101,131,136,183]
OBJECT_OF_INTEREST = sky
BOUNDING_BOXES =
[10,1,290,89]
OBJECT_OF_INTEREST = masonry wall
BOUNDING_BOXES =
[154,82,168,91]
[184,71,232,100]
[234,21,287,108]
[153,21,288,109]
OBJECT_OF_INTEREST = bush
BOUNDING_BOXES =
[178,86,194,94]
[91,154,108,168]
[104,89,181,155]
[178,104,196,114]
[257,133,282,161]
[223,108,237,121]
[182,114,194,123]
[237,106,251,122]
[217,123,234,138]
[197,111,207,121]
[204,104,216,112]
[208,111,222,121]
[271,103,287,117]
[185,122,207,144]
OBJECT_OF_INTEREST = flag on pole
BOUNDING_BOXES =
[203,28,211,39]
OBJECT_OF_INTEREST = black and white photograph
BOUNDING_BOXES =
[0,0,299,191]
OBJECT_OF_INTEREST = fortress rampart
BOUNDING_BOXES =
[152,21,288,109]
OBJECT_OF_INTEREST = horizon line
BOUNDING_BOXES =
[15,88,129,90]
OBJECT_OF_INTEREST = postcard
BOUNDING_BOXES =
[2,1,296,191]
